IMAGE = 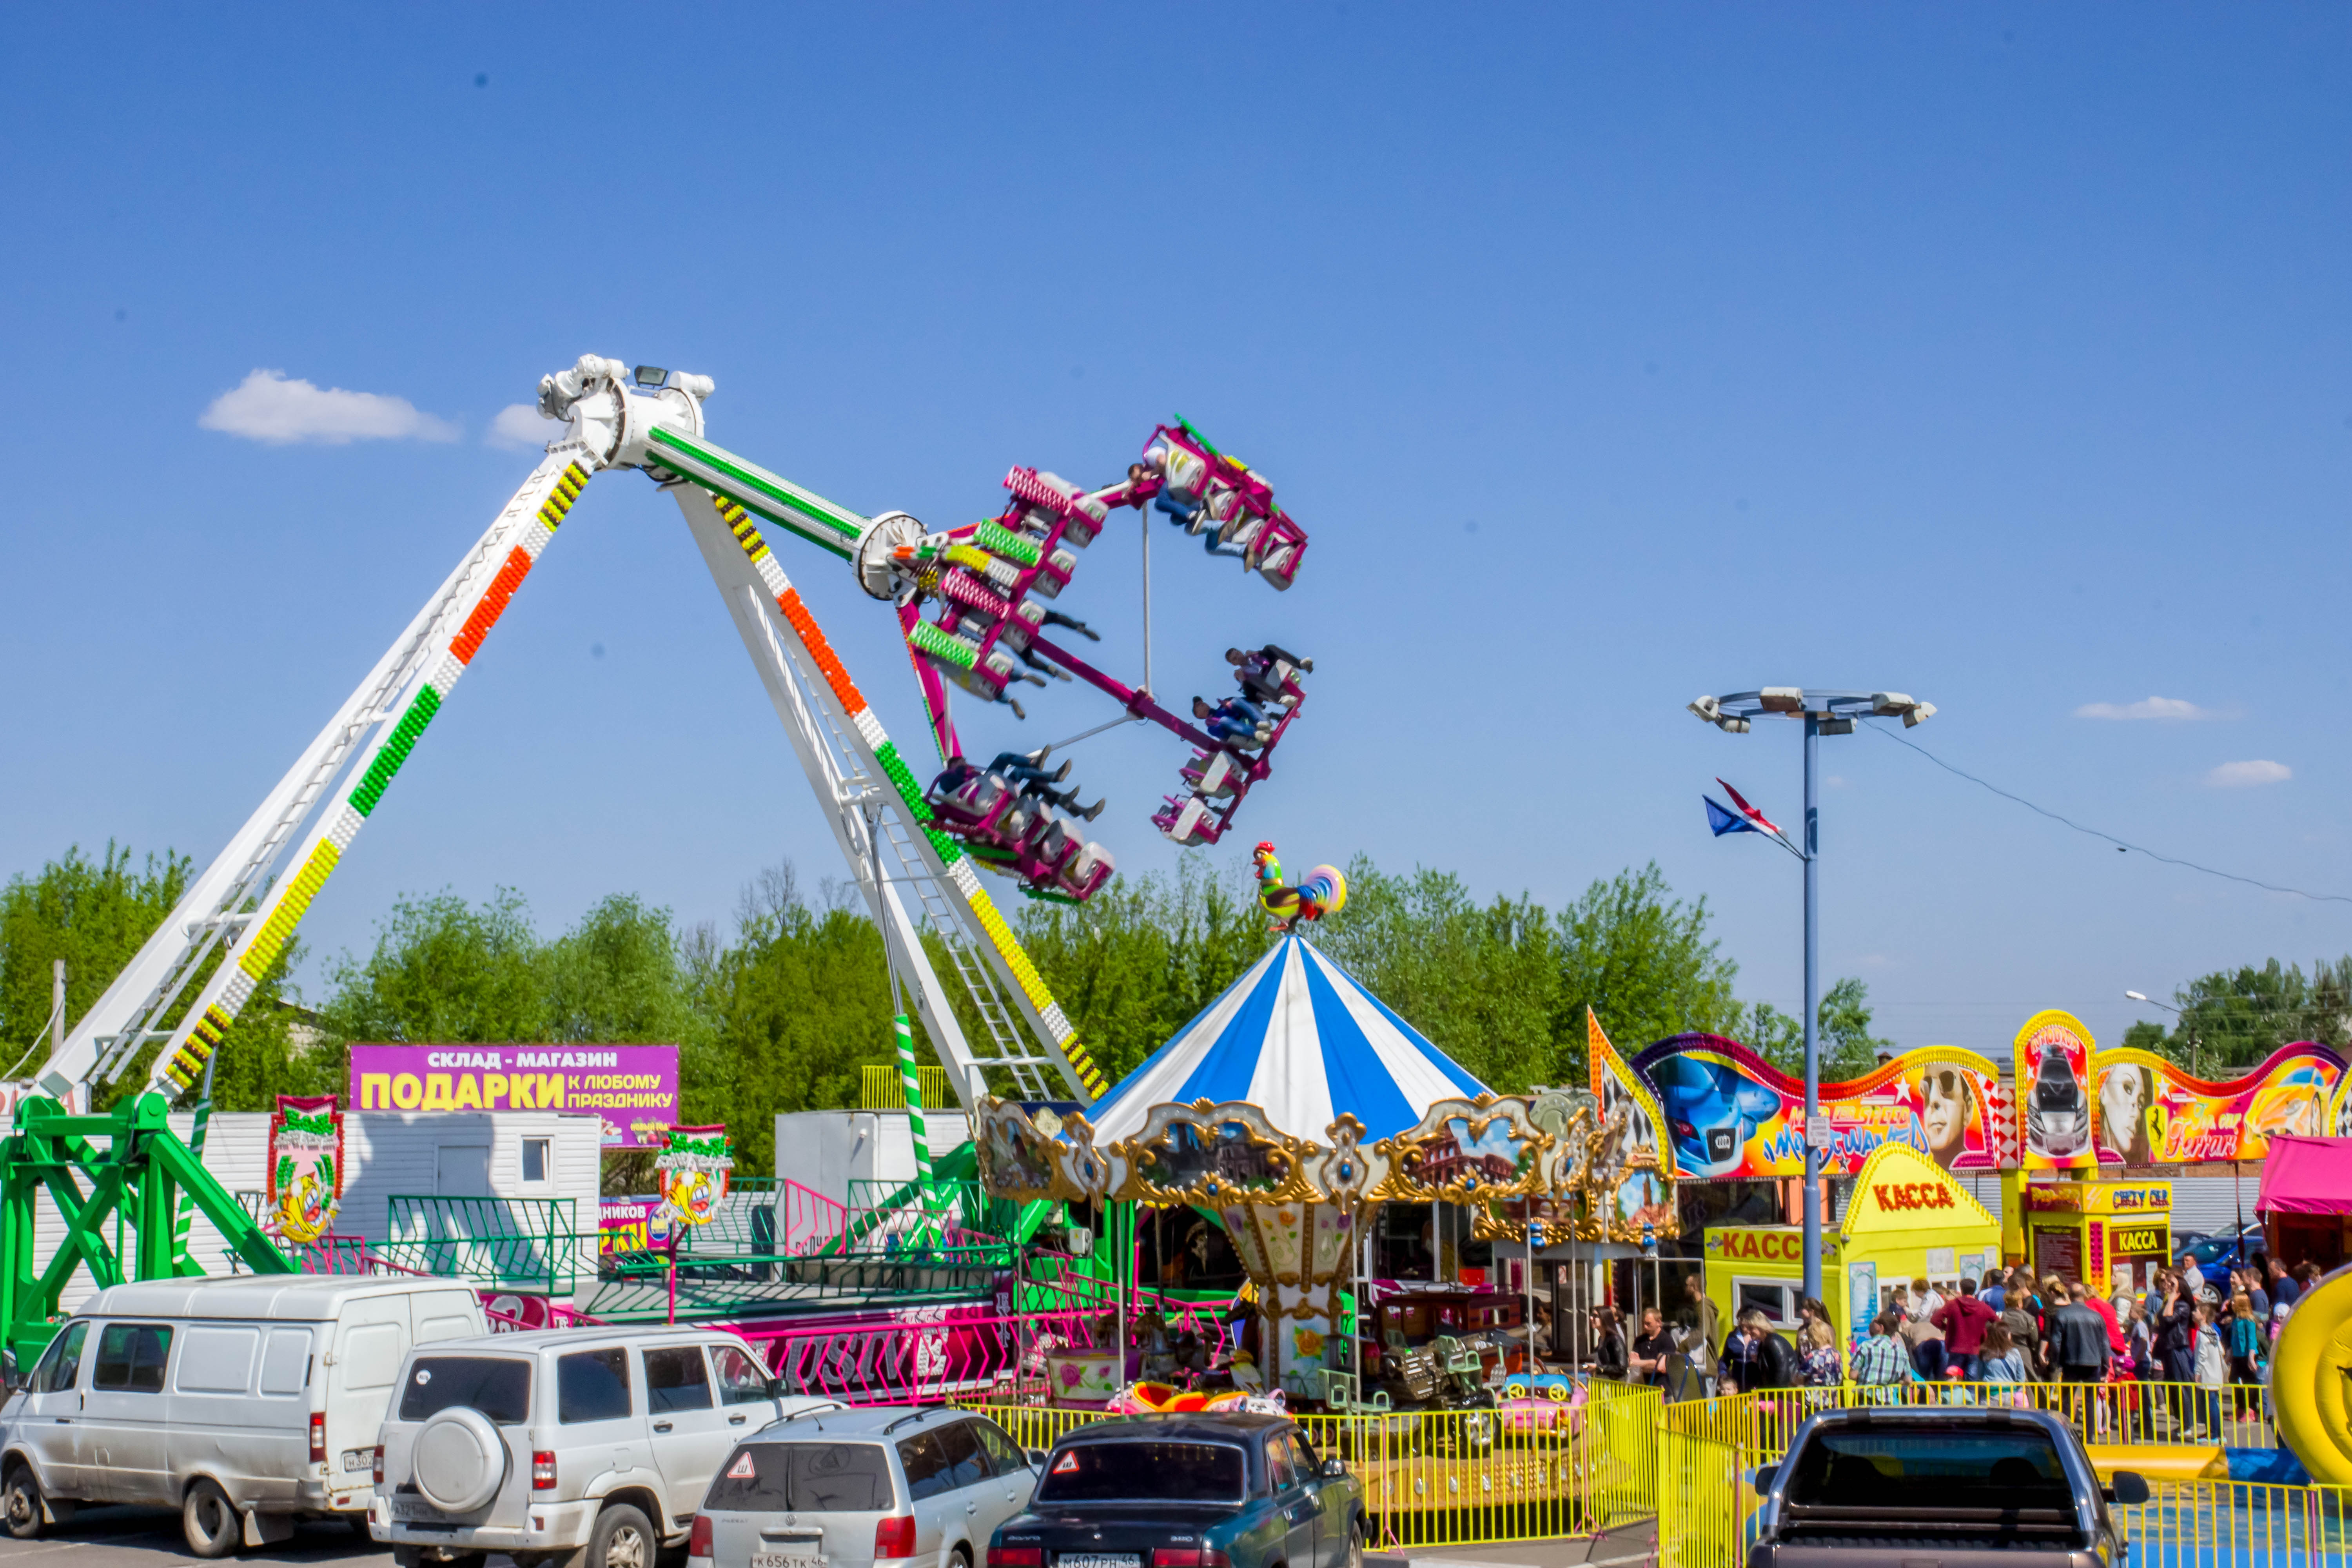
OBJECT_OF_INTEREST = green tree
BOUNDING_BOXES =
[0,842,193,1075]
[694,862,904,1176]
[2133,956,2352,1074]
[1014,855,1267,1089]
[1735,976,1893,1082]
[0,842,320,1110]
[1312,859,1560,1094]
[1552,862,1745,1080]
[318,889,549,1044]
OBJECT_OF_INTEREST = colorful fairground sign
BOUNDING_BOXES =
[264,1094,344,1245]
[653,1123,733,1241]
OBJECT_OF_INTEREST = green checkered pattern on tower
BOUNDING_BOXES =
[872,740,966,864]
[350,684,443,816]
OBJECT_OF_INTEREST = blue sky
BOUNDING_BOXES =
[4,5,2348,1063]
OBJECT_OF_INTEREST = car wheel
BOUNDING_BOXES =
[591,1504,657,1568]
[2,1465,45,1541]
[182,1479,239,1559]
[1346,1525,1364,1568]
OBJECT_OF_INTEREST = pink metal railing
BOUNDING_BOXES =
[281,1231,601,1330]
[731,1293,1235,1406]
[782,1178,849,1256]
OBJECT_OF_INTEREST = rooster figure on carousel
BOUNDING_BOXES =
[1254,841,1347,933]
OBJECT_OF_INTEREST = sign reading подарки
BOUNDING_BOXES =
[349,1044,680,1149]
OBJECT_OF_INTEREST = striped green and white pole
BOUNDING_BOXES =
[893,1013,933,1192]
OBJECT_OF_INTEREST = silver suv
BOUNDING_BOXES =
[688,1406,1037,1568]
[372,1326,835,1568]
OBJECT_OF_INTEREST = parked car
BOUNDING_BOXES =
[0,1274,487,1556]
[2176,1223,2265,1298]
[373,1324,833,1568]
[686,1405,1038,1568]
[1745,1407,2147,1566]
[984,1414,1363,1568]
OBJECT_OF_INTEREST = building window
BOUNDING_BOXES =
[523,1138,550,1184]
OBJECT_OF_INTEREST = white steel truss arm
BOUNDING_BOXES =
[655,461,1106,1108]
[669,485,1007,1107]
[50,446,602,1100]
[49,354,710,1102]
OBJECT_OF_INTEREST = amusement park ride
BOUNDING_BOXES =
[42,355,1317,1118]
[1,357,1324,1351]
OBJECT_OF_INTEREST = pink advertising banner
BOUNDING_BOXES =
[350,1044,680,1149]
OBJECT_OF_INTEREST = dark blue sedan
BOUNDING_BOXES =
[987,1414,1363,1568]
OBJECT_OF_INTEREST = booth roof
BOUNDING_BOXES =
[2255,1134,2352,1216]
[1087,934,1490,1146]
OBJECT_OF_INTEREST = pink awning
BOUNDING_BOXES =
[2256,1135,2352,1216]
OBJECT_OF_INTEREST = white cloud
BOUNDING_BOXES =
[2207,759,2292,788]
[2073,695,2223,721]
[199,369,458,445]
[486,403,553,450]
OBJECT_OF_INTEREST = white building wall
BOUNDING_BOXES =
[34,1110,604,1312]
[772,1109,973,1200]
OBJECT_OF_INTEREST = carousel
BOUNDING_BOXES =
[976,933,1664,1408]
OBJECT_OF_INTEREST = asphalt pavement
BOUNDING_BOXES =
[0,1508,390,1568]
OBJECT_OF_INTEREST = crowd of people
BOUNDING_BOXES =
[1571,1254,2319,1435]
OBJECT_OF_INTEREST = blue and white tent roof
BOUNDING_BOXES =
[1089,934,1490,1146]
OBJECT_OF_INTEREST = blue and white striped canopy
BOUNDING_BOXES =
[1089,935,1490,1146]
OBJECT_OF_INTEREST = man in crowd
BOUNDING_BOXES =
[2052,1281,2112,1383]
[1629,1307,1675,1387]
[1851,1310,1912,1387]
[2267,1254,2301,1310]
[1979,1269,2008,1313]
[1932,1278,1998,1379]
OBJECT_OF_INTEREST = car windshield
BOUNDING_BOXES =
[2182,1237,2234,1265]
[1786,1427,2075,1512]
[399,1356,532,1424]
[704,1443,897,1513]
[1036,1441,1246,1503]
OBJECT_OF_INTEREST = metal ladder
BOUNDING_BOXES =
[793,653,1065,1104]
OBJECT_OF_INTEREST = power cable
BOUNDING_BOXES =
[1863,720,2352,906]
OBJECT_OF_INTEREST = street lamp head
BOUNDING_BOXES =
[2125,991,2149,1003]
[1686,696,1751,734]
[1872,693,1936,727]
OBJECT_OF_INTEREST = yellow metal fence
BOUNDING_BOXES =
[860,1063,953,1109]
[965,1379,2352,1563]
[962,1380,1662,1550]
[1657,1379,2350,1568]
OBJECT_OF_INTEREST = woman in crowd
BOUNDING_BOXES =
[2226,1291,2267,1423]
[1978,1323,2031,1389]
[1798,1319,1842,1390]
[1590,1305,1630,1381]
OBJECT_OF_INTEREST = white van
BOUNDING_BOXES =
[0,1275,486,1557]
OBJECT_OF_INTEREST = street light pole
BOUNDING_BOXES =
[1802,713,1822,1300]
[1688,687,1936,1308]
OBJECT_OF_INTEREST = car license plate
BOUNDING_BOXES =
[342,1450,373,1474]
[751,1553,818,1568]
[1059,1556,1141,1568]
[390,1498,452,1523]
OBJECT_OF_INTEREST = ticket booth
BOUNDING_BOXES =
[1705,1143,2003,1347]
[2020,1180,2172,1296]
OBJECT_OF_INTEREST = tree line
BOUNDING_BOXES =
[2,840,1913,1176]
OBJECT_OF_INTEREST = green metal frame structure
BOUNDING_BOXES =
[0,1094,292,1364]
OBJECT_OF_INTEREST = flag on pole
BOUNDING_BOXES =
[1704,779,1803,857]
